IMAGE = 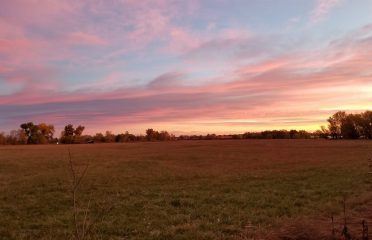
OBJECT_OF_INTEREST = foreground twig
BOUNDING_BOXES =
[68,148,90,240]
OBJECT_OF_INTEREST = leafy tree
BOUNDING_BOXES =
[327,111,346,139]
[205,134,217,140]
[159,131,171,141]
[73,125,85,143]
[361,111,372,139]
[146,128,157,141]
[340,114,360,139]
[320,126,329,137]
[93,133,105,143]
[116,131,136,142]
[289,130,298,139]
[298,130,310,139]
[61,124,85,144]
[38,123,55,143]
[314,126,329,139]
[325,111,372,139]
[105,131,116,143]
[16,129,27,144]
[0,132,6,144]
[19,122,56,144]
[64,124,75,137]
[8,130,27,144]
[61,124,74,144]
[20,122,40,144]
[74,125,85,137]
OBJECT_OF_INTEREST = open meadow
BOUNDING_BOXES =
[1,140,372,239]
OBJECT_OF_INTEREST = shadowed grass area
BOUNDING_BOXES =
[0,140,372,239]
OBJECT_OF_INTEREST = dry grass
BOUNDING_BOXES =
[267,218,331,240]
[261,193,372,240]
[0,140,372,239]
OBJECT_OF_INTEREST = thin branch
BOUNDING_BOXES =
[68,148,80,240]
[75,160,90,191]
[68,148,76,186]
[81,198,92,240]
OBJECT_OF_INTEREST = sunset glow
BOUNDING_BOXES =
[0,0,371,134]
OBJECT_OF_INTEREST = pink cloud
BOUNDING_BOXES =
[0,38,33,54]
[310,0,340,23]
[2,26,370,110]
[0,2,371,134]
[167,28,202,53]
[0,0,81,31]
[66,31,107,46]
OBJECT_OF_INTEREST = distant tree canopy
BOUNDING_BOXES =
[19,122,55,144]
[60,124,85,144]
[0,129,27,145]
[327,111,372,139]
[146,129,173,141]
[116,131,136,142]
[241,129,311,139]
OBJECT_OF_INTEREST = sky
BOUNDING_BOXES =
[0,0,372,135]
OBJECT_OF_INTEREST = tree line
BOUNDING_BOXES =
[0,111,371,145]
[0,124,176,145]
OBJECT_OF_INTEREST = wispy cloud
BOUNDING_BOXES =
[310,0,341,23]
[1,24,372,133]
[66,31,107,46]
[0,0,370,134]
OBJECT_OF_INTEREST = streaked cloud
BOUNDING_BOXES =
[0,0,371,134]
[66,32,107,46]
[310,0,340,23]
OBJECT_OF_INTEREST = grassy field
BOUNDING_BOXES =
[1,140,372,239]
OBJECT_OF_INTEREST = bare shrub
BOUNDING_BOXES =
[68,148,91,240]
[67,149,114,240]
